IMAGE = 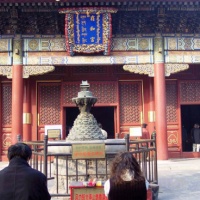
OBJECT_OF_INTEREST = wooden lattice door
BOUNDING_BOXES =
[119,81,143,136]
[166,81,179,155]
[1,82,12,158]
[37,82,62,140]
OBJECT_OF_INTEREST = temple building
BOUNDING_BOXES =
[1,0,200,160]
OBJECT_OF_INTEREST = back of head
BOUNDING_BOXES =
[7,143,32,161]
[142,123,147,128]
[110,152,142,184]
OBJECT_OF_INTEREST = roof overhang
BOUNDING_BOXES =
[0,0,198,4]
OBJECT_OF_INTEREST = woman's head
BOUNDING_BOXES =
[110,152,142,184]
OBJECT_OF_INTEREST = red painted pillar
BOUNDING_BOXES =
[153,37,168,160]
[23,79,31,141]
[12,39,23,144]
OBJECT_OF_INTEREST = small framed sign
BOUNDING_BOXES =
[47,129,61,139]
[70,186,107,200]
[45,125,62,139]
[129,127,142,137]
[72,143,105,159]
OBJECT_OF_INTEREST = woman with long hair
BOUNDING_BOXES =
[104,151,147,200]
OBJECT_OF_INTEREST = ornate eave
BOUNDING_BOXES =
[0,0,199,3]
[23,65,55,78]
[0,0,199,7]
[1,2,200,37]
[0,65,55,78]
[123,63,189,77]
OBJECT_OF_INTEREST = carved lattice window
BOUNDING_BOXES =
[180,81,200,103]
[63,83,80,105]
[73,66,106,74]
[2,83,12,125]
[38,83,61,125]
[166,81,178,123]
[63,81,117,105]
[90,82,117,104]
[119,81,142,124]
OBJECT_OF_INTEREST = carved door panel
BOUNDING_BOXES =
[166,81,180,155]
[37,82,62,140]
[1,82,12,158]
[119,81,143,137]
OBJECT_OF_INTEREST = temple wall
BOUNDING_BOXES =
[1,35,200,159]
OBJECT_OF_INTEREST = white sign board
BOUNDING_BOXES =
[129,127,142,137]
[45,125,62,138]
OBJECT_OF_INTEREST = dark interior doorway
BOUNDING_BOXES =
[66,106,115,139]
[181,105,200,152]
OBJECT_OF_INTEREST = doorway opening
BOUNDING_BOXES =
[65,106,115,139]
[181,105,200,152]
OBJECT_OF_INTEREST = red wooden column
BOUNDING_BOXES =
[23,79,31,141]
[12,39,23,144]
[153,37,168,160]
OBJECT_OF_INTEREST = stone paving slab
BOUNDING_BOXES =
[157,159,200,200]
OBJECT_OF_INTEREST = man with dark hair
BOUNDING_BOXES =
[0,143,51,200]
[192,123,200,152]
[193,124,200,143]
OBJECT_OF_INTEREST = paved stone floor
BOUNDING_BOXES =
[157,158,200,200]
[1,158,200,199]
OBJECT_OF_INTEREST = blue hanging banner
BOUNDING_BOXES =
[74,14,103,45]
[59,7,118,56]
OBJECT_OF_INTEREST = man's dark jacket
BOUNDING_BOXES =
[193,128,200,144]
[0,157,51,200]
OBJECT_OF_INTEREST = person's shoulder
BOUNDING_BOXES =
[104,179,110,185]
[31,167,45,175]
[27,167,46,178]
[0,166,9,174]
[0,168,5,175]
[104,179,110,197]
